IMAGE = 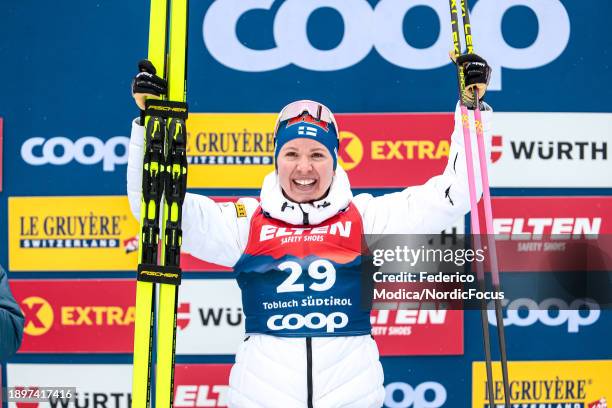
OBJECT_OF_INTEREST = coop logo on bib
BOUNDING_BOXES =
[267,311,349,333]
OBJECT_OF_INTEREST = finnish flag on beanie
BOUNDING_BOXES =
[274,115,339,169]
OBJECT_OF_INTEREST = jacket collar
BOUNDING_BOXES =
[259,166,353,225]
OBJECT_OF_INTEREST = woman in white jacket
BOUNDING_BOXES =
[128,55,492,408]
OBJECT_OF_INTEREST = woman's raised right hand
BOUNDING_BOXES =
[131,59,168,110]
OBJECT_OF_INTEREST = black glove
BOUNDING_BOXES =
[132,59,167,97]
[131,60,167,119]
[454,53,491,108]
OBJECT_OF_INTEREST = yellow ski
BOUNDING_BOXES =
[132,0,189,407]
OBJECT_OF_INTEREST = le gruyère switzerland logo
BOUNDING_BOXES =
[21,296,54,336]
[9,196,140,271]
[19,213,126,249]
[473,361,611,408]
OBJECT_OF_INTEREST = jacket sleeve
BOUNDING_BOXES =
[354,102,492,235]
[0,267,24,361]
[126,118,258,267]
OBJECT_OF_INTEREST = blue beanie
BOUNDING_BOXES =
[274,115,339,169]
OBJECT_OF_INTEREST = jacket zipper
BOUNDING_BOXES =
[299,204,310,225]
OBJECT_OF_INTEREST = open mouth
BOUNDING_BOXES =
[292,178,317,191]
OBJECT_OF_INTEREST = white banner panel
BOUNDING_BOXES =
[489,113,612,187]
[6,364,132,408]
[176,279,245,355]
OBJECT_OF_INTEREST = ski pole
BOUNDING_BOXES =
[457,1,511,406]
[448,0,507,406]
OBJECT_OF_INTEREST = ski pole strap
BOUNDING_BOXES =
[145,99,189,120]
[137,263,182,285]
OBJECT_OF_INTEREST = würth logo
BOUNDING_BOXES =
[177,303,243,330]
[489,136,608,163]
[177,302,191,330]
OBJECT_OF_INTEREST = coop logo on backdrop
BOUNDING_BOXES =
[8,196,140,271]
[488,298,601,333]
[384,381,447,408]
[20,135,129,171]
[203,0,570,90]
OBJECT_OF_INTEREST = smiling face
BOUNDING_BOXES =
[277,138,335,203]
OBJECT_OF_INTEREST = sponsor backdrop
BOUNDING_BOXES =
[1,1,611,408]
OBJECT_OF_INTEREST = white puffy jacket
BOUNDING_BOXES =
[126,103,492,408]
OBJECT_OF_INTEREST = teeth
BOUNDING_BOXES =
[295,179,315,186]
